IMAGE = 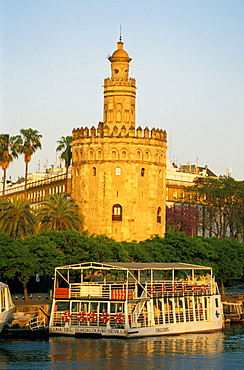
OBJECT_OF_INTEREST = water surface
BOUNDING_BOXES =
[0,324,243,369]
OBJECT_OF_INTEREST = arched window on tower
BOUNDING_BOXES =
[92,167,96,176]
[141,168,145,177]
[157,207,162,223]
[112,204,122,221]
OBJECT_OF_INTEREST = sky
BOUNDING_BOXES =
[1,0,243,181]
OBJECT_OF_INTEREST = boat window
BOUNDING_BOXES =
[215,298,219,308]
[110,302,124,314]
[55,301,69,312]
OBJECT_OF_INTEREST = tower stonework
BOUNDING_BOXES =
[72,40,167,242]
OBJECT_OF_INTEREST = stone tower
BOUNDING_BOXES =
[72,39,167,242]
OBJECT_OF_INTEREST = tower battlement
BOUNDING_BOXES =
[72,123,166,143]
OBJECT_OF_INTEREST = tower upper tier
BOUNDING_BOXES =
[103,40,136,130]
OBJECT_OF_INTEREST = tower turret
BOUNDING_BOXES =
[103,40,136,130]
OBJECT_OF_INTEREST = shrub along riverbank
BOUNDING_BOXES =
[0,230,243,300]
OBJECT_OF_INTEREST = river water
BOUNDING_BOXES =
[0,324,243,370]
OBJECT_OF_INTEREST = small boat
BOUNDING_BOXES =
[0,282,15,333]
[2,311,49,338]
[49,262,223,338]
[222,300,244,323]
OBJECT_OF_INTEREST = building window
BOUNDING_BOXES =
[137,151,141,159]
[116,167,121,175]
[157,207,162,223]
[141,168,145,177]
[112,204,122,221]
[92,167,96,176]
[173,190,178,199]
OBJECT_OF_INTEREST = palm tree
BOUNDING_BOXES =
[37,193,83,232]
[56,136,72,193]
[0,196,36,238]
[19,128,42,197]
[0,134,21,197]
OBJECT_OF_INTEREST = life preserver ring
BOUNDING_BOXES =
[192,284,197,293]
[101,312,110,323]
[62,311,72,321]
[161,284,167,294]
[150,285,156,295]
[172,283,178,293]
[182,283,187,293]
[201,284,207,293]
[114,313,124,323]
[87,312,97,322]
[77,312,87,321]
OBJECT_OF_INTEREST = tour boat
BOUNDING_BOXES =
[0,282,15,333]
[49,262,223,338]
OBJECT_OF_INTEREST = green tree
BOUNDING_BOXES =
[18,128,42,197]
[184,176,244,241]
[0,238,35,302]
[56,136,72,193]
[24,234,65,278]
[0,196,36,238]
[0,134,21,196]
[37,193,83,232]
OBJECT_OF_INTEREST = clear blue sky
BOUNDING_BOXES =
[1,0,243,181]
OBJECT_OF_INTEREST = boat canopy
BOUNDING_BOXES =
[55,262,212,271]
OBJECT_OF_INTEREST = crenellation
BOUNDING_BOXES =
[90,126,96,137]
[136,126,142,138]
[104,125,110,136]
[144,127,149,138]
[97,122,104,137]
[113,125,119,136]
[120,125,126,137]
[72,122,167,145]
[84,127,89,137]
[151,128,156,139]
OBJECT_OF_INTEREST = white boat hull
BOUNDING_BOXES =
[0,308,15,333]
[50,317,223,338]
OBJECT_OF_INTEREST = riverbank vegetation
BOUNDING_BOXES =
[0,230,243,301]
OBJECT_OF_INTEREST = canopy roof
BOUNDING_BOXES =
[56,262,211,271]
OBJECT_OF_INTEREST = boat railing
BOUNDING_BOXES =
[29,315,47,331]
[146,280,218,297]
[52,311,126,328]
[54,280,219,301]
[54,282,137,300]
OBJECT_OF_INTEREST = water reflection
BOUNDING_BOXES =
[0,326,243,370]
[48,331,226,370]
